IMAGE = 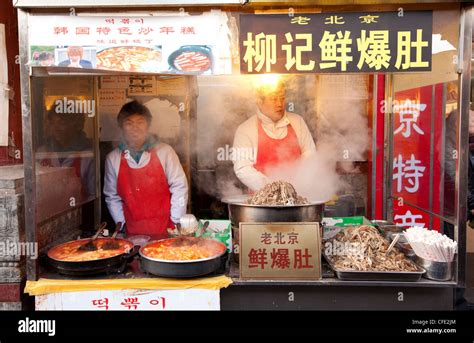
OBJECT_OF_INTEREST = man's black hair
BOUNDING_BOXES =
[117,100,152,127]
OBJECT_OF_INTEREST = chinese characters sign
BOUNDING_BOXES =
[29,15,222,47]
[392,84,444,230]
[239,222,321,279]
[240,11,432,74]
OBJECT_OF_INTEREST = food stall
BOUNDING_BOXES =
[14,0,472,310]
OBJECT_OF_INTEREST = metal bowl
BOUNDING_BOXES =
[223,195,327,227]
[414,255,454,281]
[139,237,227,278]
[378,224,410,241]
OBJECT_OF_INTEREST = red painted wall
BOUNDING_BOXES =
[0,1,22,166]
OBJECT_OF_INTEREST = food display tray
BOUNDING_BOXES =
[323,253,426,282]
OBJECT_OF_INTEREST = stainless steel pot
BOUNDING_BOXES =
[223,195,326,226]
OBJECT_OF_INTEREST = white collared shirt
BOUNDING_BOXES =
[103,142,188,225]
[256,110,292,139]
[232,111,316,191]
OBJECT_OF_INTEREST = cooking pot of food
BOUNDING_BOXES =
[139,237,227,278]
[47,237,138,276]
[223,195,326,226]
[223,181,328,226]
[223,181,327,263]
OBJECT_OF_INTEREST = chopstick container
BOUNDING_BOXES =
[415,255,454,281]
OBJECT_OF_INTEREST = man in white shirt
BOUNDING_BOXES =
[103,100,188,239]
[232,80,316,191]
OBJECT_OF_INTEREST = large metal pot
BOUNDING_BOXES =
[139,237,228,278]
[223,195,326,227]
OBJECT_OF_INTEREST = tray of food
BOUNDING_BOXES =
[323,225,425,282]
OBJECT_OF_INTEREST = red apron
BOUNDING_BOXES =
[254,120,302,175]
[117,149,173,240]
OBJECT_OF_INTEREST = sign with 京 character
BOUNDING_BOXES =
[239,222,321,279]
[391,84,444,231]
[240,11,432,74]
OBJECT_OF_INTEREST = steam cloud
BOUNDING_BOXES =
[195,74,370,202]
